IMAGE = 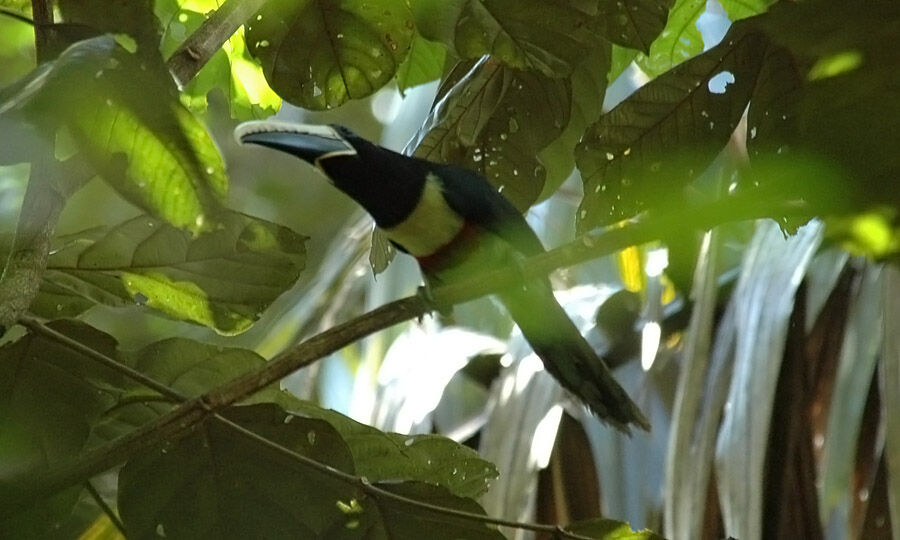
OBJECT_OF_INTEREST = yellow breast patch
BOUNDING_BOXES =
[381,173,465,257]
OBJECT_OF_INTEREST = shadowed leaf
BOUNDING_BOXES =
[38,212,307,334]
[246,0,414,110]
[412,59,570,211]
[413,0,601,77]
[596,0,674,54]
[576,25,768,230]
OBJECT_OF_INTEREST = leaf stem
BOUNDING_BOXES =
[84,480,127,537]
[0,6,34,25]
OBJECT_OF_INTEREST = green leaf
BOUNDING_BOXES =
[118,403,359,539]
[0,320,120,478]
[156,0,281,120]
[0,36,228,232]
[576,25,768,229]
[0,321,123,528]
[58,0,160,47]
[719,0,775,21]
[131,338,270,396]
[246,0,415,110]
[360,481,505,539]
[565,517,665,539]
[415,0,601,77]
[396,34,446,94]
[414,59,570,211]
[271,394,499,499]
[635,0,705,77]
[41,211,308,334]
[596,0,675,54]
[538,42,612,197]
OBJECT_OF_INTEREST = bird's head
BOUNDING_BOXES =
[235,120,366,171]
[235,120,431,227]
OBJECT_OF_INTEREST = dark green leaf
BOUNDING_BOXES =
[131,338,269,395]
[246,0,415,110]
[415,0,601,77]
[41,211,308,334]
[0,36,228,232]
[414,59,570,210]
[635,0,705,77]
[360,481,505,539]
[576,26,768,229]
[271,394,499,499]
[596,0,674,54]
[0,321,122,527]
[396,34,446,94]
[0,320,120,477]
[538,43,612,196]
[119,403,359,539]
[58,0,160,47]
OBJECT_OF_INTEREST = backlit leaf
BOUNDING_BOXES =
[635,0,705,77]
[0,36,227,232]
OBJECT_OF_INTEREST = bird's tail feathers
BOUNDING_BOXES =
[499,282,650,432]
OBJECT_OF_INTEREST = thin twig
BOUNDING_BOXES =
[0,6,34,25]
[84,480,127,536]
[19,317,188,402]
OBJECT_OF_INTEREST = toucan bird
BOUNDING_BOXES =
[235,120,649,432]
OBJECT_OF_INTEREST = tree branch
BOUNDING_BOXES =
[0,0,57,332]
[0,193,811,514]
[167,0,269,87]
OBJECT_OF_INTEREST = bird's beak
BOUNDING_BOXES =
[235,120,357,167]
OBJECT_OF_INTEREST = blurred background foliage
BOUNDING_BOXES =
[1,0,899,538]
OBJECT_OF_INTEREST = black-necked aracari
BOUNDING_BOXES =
[235,120,649,432]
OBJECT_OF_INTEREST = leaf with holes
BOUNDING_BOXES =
[39,212,307,335]
[596,0,674,54]
[576,26,768,230]
[246,0,414,110]
[414,0,601,77]
[414,59,570,211]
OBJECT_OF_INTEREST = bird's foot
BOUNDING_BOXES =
[416,284,452,318]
